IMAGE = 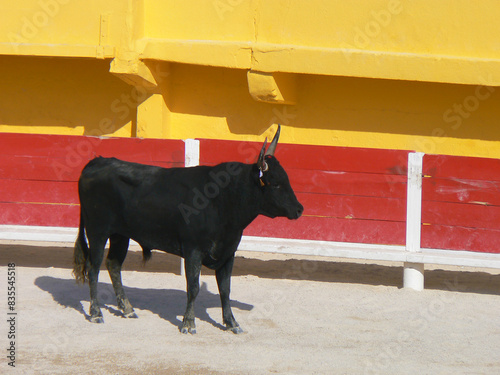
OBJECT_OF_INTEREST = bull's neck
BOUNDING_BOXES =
[226,163,261,230]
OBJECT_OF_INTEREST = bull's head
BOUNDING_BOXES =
[256,125,304,220]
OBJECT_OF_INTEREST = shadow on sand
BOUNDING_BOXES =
[34,276,253,332]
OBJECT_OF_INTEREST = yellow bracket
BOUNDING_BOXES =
[247,70,297,105]
[110,55,165,93]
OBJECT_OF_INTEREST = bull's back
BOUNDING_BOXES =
[80,157,163,188]
[78,157,167,233]
[78,157,219,245]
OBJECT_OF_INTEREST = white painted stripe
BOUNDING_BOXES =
[0,225,77,243]
[2,225,500,269]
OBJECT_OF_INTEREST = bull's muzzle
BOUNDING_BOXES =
[289,203,304,220]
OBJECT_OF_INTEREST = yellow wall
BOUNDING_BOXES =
[0,56,135,138]
[166,64,500,159]
[1,0,500,159]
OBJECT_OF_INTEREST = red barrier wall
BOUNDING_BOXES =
[421,154,500,253]
[0,133,185,227]
[3,133,499,254]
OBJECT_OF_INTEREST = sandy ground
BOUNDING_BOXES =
[1,240,500,375]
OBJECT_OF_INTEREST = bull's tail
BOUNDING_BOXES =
[73,209,89,284]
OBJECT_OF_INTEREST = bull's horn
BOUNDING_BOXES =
[265,124,281,156]
[257,137,268,171]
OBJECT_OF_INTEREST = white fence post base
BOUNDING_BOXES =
[403,262,424,291]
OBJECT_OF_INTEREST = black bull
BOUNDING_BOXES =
[73,126,303,333]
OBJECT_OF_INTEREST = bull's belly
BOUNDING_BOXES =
[125,231,183,257]
[117,219,243,269]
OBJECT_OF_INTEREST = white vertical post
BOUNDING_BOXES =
[181,139,200,276]
[185,139,200,168]
[404,152,425,291]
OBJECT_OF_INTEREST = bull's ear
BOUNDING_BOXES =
[265,124,281,156]
[257,138,268,171]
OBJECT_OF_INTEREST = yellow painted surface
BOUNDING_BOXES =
[0,56,135,138]
[0,1,500,159]
[140,0,500,85]
[166,64,500,159]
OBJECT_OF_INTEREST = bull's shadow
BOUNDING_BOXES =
[35,276,253,331]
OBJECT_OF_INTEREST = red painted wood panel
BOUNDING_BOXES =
[274,143,409,175]
[298,193,406,222]
[421,224,500,254]
[0,202,79,227]
[1,133,185,162]
[0,133,185,227]
[245,216,406,245]
[421,153,500,253]
[422,178,500,206]
[288,169,407,198]
[422,200,500,231]
[423,154,500,182]
[1,155,181,182]
[1,155,84,181]
[1,137,184,181]
[200,139,409,174]
[0,179,78,204]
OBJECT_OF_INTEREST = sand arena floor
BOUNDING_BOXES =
[1,241,500,374]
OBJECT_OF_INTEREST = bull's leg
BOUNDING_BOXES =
[181,251,202,334]
[216,255,243,334]
[87,237,106,323]
[106,234,137,319]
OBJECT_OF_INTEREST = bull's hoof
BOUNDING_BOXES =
[124,311,138,319]
[90,315,104,324]
[181,317,196,334]
[180,327,197,335]
[228,326,244,334]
